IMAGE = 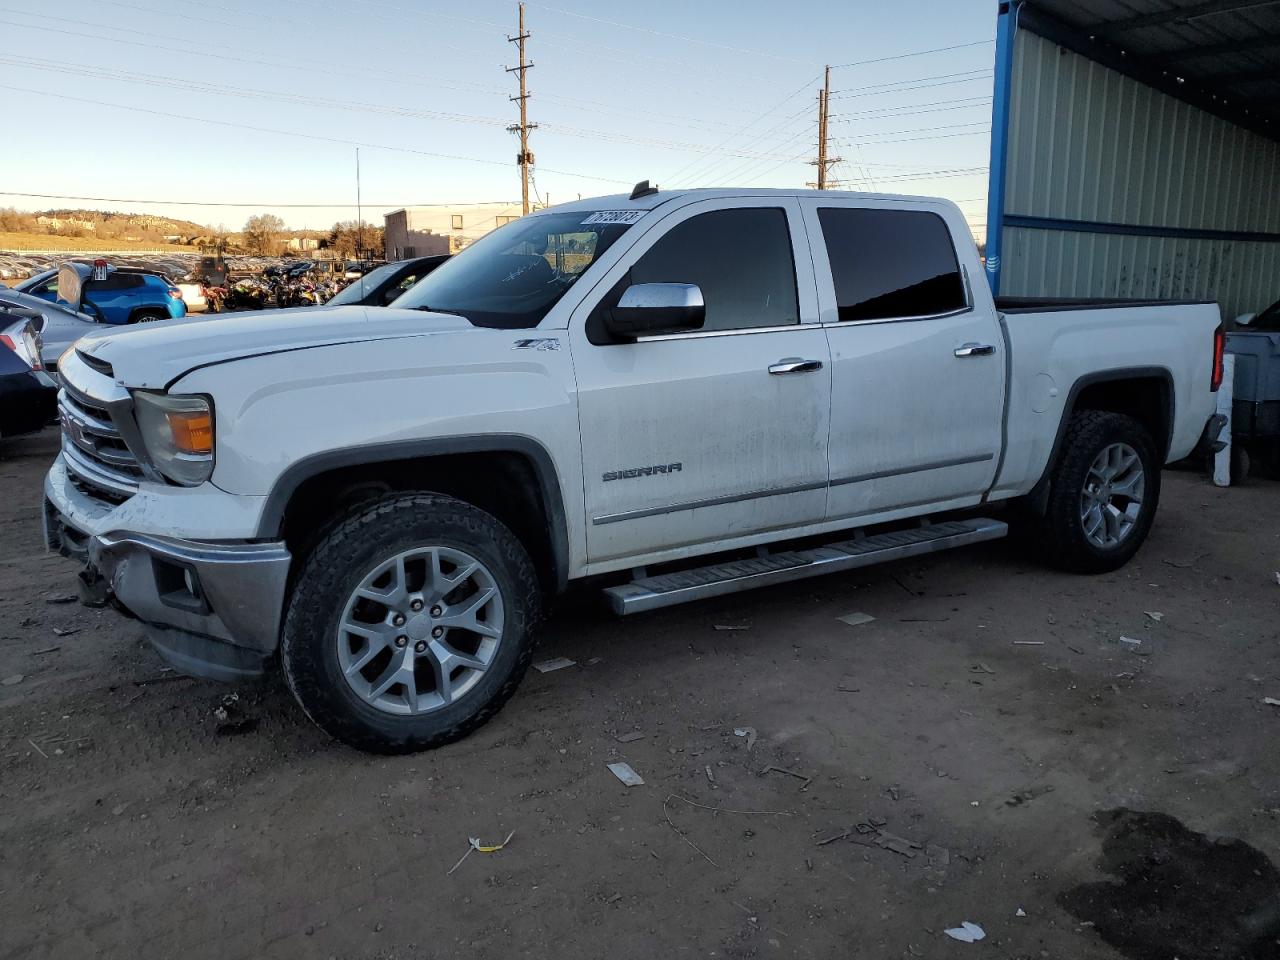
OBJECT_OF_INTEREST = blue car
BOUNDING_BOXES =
[16,262,186,324]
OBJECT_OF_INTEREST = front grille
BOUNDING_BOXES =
[59,382,143,503]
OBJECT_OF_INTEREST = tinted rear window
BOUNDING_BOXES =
[817,208,966,321]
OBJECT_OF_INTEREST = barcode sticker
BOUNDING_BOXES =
[581,210,646,225]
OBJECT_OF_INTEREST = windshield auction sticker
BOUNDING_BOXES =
[581,210,646,225]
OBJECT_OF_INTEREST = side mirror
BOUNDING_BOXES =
[1235,312,1256,327]
[604,282,705,339]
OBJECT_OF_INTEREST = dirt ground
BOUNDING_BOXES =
[2,427,1278,960]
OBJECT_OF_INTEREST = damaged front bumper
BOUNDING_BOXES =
[44,494,291,683]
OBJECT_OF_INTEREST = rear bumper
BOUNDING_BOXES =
[44,499,291,681]
[0,371,56,437]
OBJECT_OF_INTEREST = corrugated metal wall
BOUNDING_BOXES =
[1000,29,1280,320]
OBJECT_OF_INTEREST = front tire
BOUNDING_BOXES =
[1034,411,1160,574]
[281,493,541,754]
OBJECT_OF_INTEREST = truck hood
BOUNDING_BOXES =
[75,305,473,388]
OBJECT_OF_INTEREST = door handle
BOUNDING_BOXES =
[954,342,996,358]
[768,357,824,375]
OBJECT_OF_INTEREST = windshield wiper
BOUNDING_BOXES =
[412,305,464,317]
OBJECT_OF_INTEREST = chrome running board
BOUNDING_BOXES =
[603,518,1007,615]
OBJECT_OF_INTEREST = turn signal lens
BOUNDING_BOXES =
[168,410,213,454]
[1210,324,1225,392]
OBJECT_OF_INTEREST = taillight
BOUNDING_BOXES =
[0,330,43,371]
[168,287,182,300]
[1211,324,1225,392]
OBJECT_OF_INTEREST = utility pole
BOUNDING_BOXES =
[507,3,537,215]
[355,147,363,258]
[808,65,840,189]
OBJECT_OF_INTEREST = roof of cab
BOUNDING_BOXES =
[535,186,953,215]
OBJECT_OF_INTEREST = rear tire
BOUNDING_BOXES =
[281,493,541,754]
[1033,411,1160,574]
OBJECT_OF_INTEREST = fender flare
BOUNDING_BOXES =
[1026,366,1174,513]
[256,434,571,591]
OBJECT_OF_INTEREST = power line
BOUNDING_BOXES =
[831,38,993,69]
[0,84,634,186]
[0,192,521,208]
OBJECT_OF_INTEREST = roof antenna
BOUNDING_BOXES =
[630,180,659,200]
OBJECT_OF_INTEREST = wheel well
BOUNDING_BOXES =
[279,451,562,594]
[1073,375,1171,457]
[129,306,167,322]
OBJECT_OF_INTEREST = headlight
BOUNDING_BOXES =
[132,391,214,486]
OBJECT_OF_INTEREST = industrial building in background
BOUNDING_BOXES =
[383,204,524,258]
[985,0,1280,321]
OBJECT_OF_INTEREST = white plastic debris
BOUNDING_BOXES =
[944,921,986,943]
[733,726,758,750]
[837,612,876,627]
[1144,611,1164,622]
[1016,907,1027,917]
[606,761,644,787]
[532,657,576,673]
[1264,698,1280,708]
[1119,635,1142,649]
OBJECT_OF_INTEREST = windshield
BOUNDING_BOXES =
[391,210,638,328]
[328,261,403,306]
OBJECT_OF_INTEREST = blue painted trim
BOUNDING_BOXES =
[1004,214,1280,244]
[984,0,1021,296]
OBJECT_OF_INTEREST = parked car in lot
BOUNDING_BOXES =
[16,263,186,324]
[0,287,99,373]
[0,309,55,438]
[43,186,1225,754]
[324,255,450,307]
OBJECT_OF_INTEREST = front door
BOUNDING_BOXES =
[570,198,831,569]
[799,199,1005,523]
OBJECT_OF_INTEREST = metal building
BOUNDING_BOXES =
[985,0,1280,322]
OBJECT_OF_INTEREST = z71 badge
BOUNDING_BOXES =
[603,463,682,482]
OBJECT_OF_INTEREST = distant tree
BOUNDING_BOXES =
[327,220,384,259]
[243,214,286,255]
[0,207,36,232]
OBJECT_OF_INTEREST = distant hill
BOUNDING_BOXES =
[35,209,211,238]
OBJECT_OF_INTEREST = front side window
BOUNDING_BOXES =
[627,207,799,333]
[818,207,966,322]
[391,211,635,328]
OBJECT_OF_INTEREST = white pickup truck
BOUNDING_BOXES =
[44,186,1226,753]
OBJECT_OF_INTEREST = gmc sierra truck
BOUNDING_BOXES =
[43,186,1226,753]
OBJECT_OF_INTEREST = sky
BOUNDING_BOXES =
[0,0,996,237]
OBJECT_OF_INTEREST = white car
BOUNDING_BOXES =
[176,282,208,313]
[43,186,1225,754]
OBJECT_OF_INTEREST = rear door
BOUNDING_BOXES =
[800,200,1005,522]
[570,198,831,567]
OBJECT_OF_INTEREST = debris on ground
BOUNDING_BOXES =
[943,921,986,943]
[27,738,48,758]
[606,761,644,787]
[212,693,258,736]
[532,656,576,673]
[1144,611,1164,622]
[615,730,646,743]
[971,663,996,675]
[31,646,60,656]
[1007,784,1055,806]
[2,673,24,686]
[704,764,715,784]
[51,627,79,637]
[714,624,751,631]
[1263,698,1280,708]
[1013,640,1045,646]
[44,595,77,605]
[761,764,811,791]
[876,831,921,858]
[733,726,758,750]
[836,683,860,692]
[836,612,876,627]
[1016,907,1027,917]
[447,830,515,875]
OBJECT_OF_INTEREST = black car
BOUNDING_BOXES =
[327,256,450,307]
[0,311,56,439]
